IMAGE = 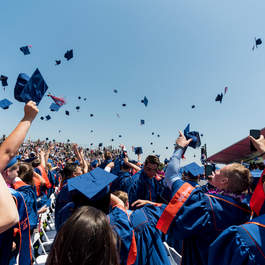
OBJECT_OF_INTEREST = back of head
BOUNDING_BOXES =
[61,163,76,182]
[18,163,34,186]
[46,206,119,265]
[226,163,252,194]
[31,159,41,168]
[144,155,160,166]
[112,190,128,206]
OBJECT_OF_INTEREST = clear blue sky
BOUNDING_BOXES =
[0,0,265,164]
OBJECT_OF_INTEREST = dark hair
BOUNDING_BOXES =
[31,159,41,168]
[61,163,77,182]
[46,206,119,265]
[18,163,34,186]
[144,155,160,167]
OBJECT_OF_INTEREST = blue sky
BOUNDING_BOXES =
[0,0,265,164]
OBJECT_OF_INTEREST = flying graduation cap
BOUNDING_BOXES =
[140,119,145,125]
[122,103,126,107]
[191,105,195,109]
[64,49,73,61]
[46,115,51,121]
[141,96,148,107]
[14,68,48,105]
[0,75,8,88]
[90,114,94,117]
[0,99,12,110]
[50,103,61,112]
[40,116,44,120]
[113,89,118,93]
[215,93,223,103]
[20,45,31,55]
[55,60,61,65]
[152,132,154,135]
[184,124,201,149]
[78,96,81,100]
[65,110,70,116]
[76,106,80,111]
[48,94,66,106]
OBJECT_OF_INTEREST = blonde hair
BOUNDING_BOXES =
[112,190,129,205]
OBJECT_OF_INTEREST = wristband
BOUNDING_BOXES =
[175,144,185,151]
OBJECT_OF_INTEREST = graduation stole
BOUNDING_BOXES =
[10,189,32,265]
[250,169,265,216]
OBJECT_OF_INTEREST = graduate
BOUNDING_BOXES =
[156,130,252,265]
[208,135,265,265]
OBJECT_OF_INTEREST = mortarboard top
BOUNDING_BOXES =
[68,167,119,200]
[50,103,61,112]
[84,98,87,101]
[65,110,70,116]
[55,60,61,65]
[0,99,12,110]
[134,147,143,155]
[157,134,160,137]
[152,150,155,153]
[113,89,118,93]
[191,105,195,109]
[78,96,81,100]
[90,114,94,117]
[140,119,145,125]
[256,38,262,47]
[111,139,114,142]
[99,143,103,147]
[141,96,148,107]
[90,130,93,133]
[40,116,44,120]
[0,75,8,87]
[67,139,70,142]
[90,143,93,145]
[46,115,51,120]
[152,132,154,135]
[150,142,153,145]
[118,135,122,138]
[215,93,223,103]
[76,106,80,110]
[14,68,48,106]
[166,146,168,149]
[200,134,203,137]
[64,49,73,61]
[46,137,49,141]
[20,46,30,55]
[122,103,126,107]
[184,124,201,149]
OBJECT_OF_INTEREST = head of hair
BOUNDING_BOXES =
[144,155,160,167]
[104,151,112,161]
[225,163,252,194]
[46,206,119,265]
[18,163,34,186]
[61,163,77,182]
[32,159,41,168]
[112,190,128,205]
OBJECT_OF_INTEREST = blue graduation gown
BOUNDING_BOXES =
[156,180,251,265]
[129,203,171,265]
[209,214,265,265]
[108,206,137,265]
[110,171,133,193]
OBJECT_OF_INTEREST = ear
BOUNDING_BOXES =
[221,177,228,185]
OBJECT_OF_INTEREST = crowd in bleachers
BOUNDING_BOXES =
[1,101,265,265]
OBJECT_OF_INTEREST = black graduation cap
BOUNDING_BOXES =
[67,139,70,142]
[84,98,87,101]
[0,99,12,109]
[166,146,168,149]
[64,49,73,61]
[118,135,122,138]
[90,130,93,133]
[59,130,61,133]
[76,106,80,110]
[40,116,44,120]
[141,96,148,107]
[113,89,118,93]
[99,143,103,147]
[200,134,203,137]
[0,75,8,87]
[152,132,154,135]
[111,139,114,142]
[78,96,81,100]
[90,143,93,146]
[150,142,153,145]
[191,105,195,109]
[256,38,262,47]
[46,115,51,121]
[90,114,94,117]
[140,119,145,125]
[122,103,126,107]
[65,110,70,116]
[50,103,61,112]
[55,60,61,65]
[134,147,143,155]
[157,134,160,137]
[20,46,31,55]
[215,93,223,103]
[152,150,155,153]
[46,137,49,141]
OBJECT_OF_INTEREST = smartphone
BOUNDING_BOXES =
[250,129,261,151]
[205,164,216,177]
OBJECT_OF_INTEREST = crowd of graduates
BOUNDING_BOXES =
[1,101,265,265]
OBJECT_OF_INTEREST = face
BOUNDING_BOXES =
[144,163,158,178]
[208,166,229,190]
[3,166,19,185]
[73,166,82,177]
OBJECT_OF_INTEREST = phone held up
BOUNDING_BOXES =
[250,129,261,152]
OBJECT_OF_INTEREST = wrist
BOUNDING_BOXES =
[175,144,185,150]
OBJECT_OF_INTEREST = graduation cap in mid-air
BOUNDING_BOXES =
[90,114,94,117]
[78,96,81,100]
[122,103,126,107]
[0,99,12,110]
[152,150,155,153]
[157,134,160,138]
[67,139,70,142]
[65,110,70,116]
[166,146,169,149]
[68,167,119,201]
[113,89,118,93]
[20,45,31,55]
[140,119,145,125]
[46,115,51,121]
[111,139,114,142]
[0,75,8,88]
[118,135,122,138]
[14,68,48,105]
[46,137,49,141]
[64,49,73,60]
[55,60,61,65]
[215,93,223,103]
[76,106,80,111]
[150,142,153,145]
[184,124,201,149]
[134,147,143,155]
[90,143,93,146]
[84,98,87,101]
[141,96,148,107]
[99,143,103,147]
[50,103,61,112]
[191,105,195,109]
[90,130,93,133]
[40,116,44,120]
[152,132,154,135]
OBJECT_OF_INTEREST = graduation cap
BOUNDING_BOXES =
[40,116,44,120]
[255,38,262,47]
[118,135,122,138]
[55,60,61,65]
[215,93,223,103]
[50,103,61,112]
[90,114,94,117]
[111,139,114,142]
[67,139,70,142]
[99,143,103,147]
[76,106,80,110]
[140,119,145,125]
[122,103,126,107]
[113,89,118,93]
[134,147,143,155]
[150,142,153,145]
[157,134,160,137]
[152,132,154,135]
[78,96,81,100]
[0,75,8,87]
[68,167,119,201]
[14,68,48,105]
[65,110,70,116]
[59,130,61,133]
[152,150,155,153]
[46,137,49,141]
[20,45,31,55]
[84,98,87,101]
[116,113,120,118]
[46,115,51,121]
[90,130,93,133]
[200,134,203,137]
[90,143,93,146]
[166,147,168,149]
[141,96,148,107]
[0,99,12,110]
[64,49,73,61]
[191,105,195,109]
[184,124,201,149]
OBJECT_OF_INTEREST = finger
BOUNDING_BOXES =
[248,135,256,143]
[187,138,193,144]
[178,130,184,137]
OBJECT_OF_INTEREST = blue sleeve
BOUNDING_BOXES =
[34,168,41,175]
[209,226,256,265]
[165,149,184,189]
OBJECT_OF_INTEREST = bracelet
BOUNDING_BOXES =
[175,144,185,151]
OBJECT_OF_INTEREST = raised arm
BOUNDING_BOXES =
[0,101,38,172]
[123,157,141,172]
